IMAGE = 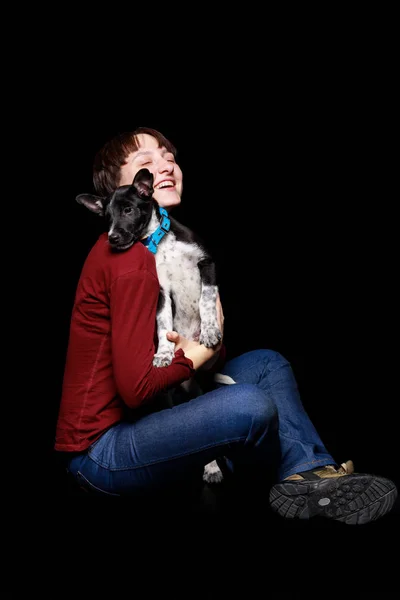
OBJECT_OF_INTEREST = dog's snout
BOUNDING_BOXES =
[108,233,121,245]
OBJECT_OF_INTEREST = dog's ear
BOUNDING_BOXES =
[131,168,154,199]
[76,193,105,216]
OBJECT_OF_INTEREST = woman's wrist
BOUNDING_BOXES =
[184,344,216,371]
[199,349,221,371]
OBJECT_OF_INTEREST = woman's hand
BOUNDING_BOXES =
[166,330,215,370]
[215,293,225,345]
[166,331,204,355]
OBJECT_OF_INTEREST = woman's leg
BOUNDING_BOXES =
[67,383,279,497]
[216,349,335,480]
[216,350,398,524]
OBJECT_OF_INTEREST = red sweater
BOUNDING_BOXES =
[55,233,197,452]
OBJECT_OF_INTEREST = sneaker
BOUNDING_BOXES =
[269,461,398,525]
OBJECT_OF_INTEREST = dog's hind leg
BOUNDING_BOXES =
[203,460,224,484]
[203,374,237,483]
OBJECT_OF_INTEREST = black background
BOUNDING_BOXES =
[45,95,398,492]
[20,18,399,595]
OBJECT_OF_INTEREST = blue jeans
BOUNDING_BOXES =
[67,349,335,497]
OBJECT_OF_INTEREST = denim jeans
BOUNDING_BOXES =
[67,349,334,497]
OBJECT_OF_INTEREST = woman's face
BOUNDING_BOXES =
[119,133,183,209]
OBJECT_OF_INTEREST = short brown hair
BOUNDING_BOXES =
[92,127,177,196]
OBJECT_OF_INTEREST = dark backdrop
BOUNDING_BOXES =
[18,23,398,598]
[45,109,398,492]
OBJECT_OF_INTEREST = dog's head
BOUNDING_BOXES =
[76,169,155,251]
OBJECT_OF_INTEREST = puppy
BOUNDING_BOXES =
[76,168,224,484]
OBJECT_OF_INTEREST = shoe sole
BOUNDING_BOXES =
[269,474,398,525]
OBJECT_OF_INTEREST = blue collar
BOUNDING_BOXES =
[141,206,170,254]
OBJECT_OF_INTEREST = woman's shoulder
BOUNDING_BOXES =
[88,233,157,279]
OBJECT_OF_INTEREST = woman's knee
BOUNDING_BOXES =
[231,383,278,428]
[253,348,289,368]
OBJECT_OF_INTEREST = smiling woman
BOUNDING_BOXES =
[93,127,183,210]
[53,125,398,528]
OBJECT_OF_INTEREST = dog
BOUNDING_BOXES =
[76,168,224,484]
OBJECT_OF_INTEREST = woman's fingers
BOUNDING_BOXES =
[166,331,180,343]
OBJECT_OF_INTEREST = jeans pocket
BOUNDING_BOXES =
[76,470,120,497]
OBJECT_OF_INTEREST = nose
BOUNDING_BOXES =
[108,233,121,245]
[158,157,174,174]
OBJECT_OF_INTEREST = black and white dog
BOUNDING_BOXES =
[76,168,224,483]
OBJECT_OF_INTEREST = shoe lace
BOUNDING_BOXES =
[337,460,354,475]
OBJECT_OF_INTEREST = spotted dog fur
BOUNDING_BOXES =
[76,168,224,484]
[151,223,221,369]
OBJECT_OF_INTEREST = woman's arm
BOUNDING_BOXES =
[110,268,195,408]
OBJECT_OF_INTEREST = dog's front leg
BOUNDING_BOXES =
[198,259,222,348]
[153,287,175,367]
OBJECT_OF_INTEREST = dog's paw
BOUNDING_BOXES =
[153,351,174,367]
[203,460,224,484]
[199,326,222,349]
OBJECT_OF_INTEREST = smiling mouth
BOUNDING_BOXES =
[155,181,175,190]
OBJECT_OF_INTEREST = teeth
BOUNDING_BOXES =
[157,181,174,189]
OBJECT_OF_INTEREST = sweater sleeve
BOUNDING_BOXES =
[110,268,195,408]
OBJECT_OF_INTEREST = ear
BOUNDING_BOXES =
[76,193,105,216]
[132,168,154,199]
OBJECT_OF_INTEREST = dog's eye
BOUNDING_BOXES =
[123,207,133,215]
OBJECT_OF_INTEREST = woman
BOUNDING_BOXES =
[54,127,397,524]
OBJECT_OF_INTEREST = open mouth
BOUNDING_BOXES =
[155,180,175,190]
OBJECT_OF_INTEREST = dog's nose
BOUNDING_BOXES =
[108,233,121,245]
